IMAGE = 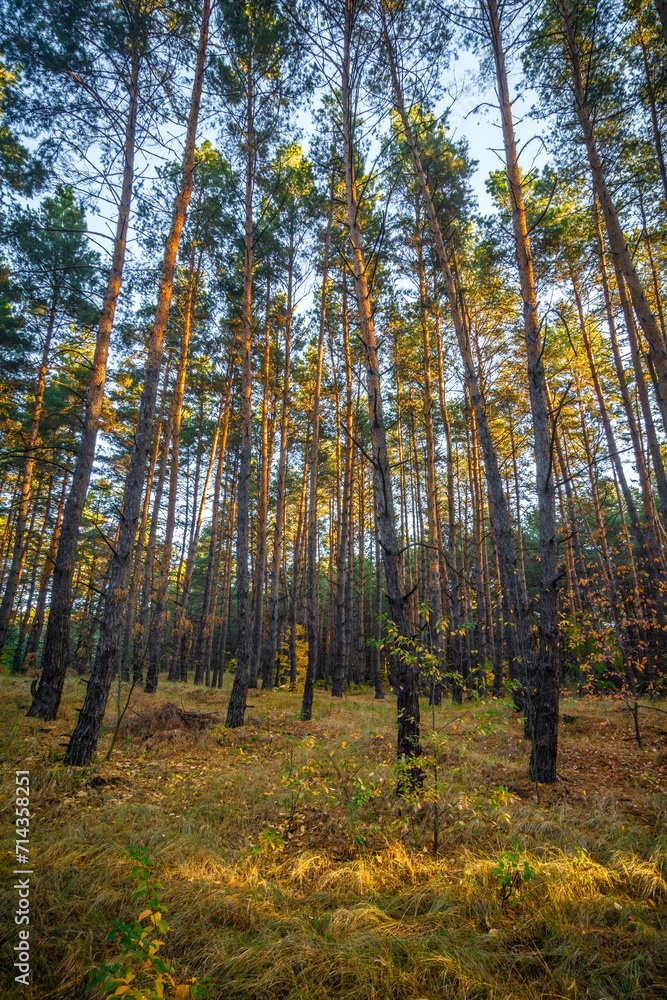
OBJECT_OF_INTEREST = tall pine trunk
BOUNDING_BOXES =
[261,242,294,690]
[381,10,529,716]
[555,0,667,414]
[28,45,141,720]
[301,185,334,719]
[64,0,210,764]
[226,62,257,726]
[343,2,417,764]
[486,0,559,780]
[0,302,56,653]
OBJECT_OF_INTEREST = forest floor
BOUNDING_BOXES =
[1,673,666,1000]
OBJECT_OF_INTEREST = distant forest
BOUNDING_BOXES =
[1,0,666,780]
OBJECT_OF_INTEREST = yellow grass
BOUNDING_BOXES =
[1,674,666,999]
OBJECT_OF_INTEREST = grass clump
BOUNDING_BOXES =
[90,846,209,1000]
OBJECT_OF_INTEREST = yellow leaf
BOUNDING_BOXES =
[149,912,162,925]
[174,987,192,1000]
[112,988,131,998]
[137,909,152,922]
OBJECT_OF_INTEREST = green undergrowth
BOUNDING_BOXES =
[0,676,666,999]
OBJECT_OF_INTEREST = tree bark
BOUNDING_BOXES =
[331,277,354,698]
[64,0,210,764]
[301,184,334,719]
[415,220,444,703]
[248,283,272,688]
[119,355,172,683]
[555,0,667,415]
[261,242,294,691]
[380,10,529,720]
[290,438,309,692]
[28,44,141,720]
[344,2,418,765]
[654,0,667,48]
[146,269,196,692]
[193,358,235,683]
[0,300,56,654]
[10,478,46,673]
[486,0,559,781]
[226,52,258,726]
[23,459,71,672]
[176,386,230,685]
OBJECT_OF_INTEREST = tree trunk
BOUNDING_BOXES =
[176,385,230,685]
[416,226,444,703]
[331,278,354,698]
[290,439,309,692]
[470,407,487,689]
[64,1,210,764]
[372,483,384,698]
[487,0,559,781]
[0,300,56,654]
[28,45,141,720]
[301,181,334,720]
[10,478,47,673]
[654,0,667,48]
[248,283,272,688]
[261,242,294,690]
[119,356,172,683]
[194,358,235,683]
[556,0,667,414]
[637,26,667,204]
[344,3,418,765]
[146,270,196,692]
[433,312,462,693]
[23,459,71,672]
[380,10,529,717]
[226,55,258,727]
[213,457,238,688]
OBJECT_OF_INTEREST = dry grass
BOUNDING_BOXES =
[1,674,666,999]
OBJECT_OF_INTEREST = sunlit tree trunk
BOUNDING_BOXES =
[289,438,309,692]
[10,478,47,673]
[64,0,210,764]
[556,0,667,415]
[261,241,294,691]
[416,220,443,697]
[173,387,229,684]
[332,279,354,698]
[213,455,238,689]
[486,0,558,781]
[248,284,272,688]
[381,11,529,721]
[433,310,461,692]
[0,303,56,654]
[194,359,235,683]
[22,459,71,672]
[29,44,141,720]
[119,356,172,683]
[146,274,196,692]
[372,483,384,698]
[470,408,487,690]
